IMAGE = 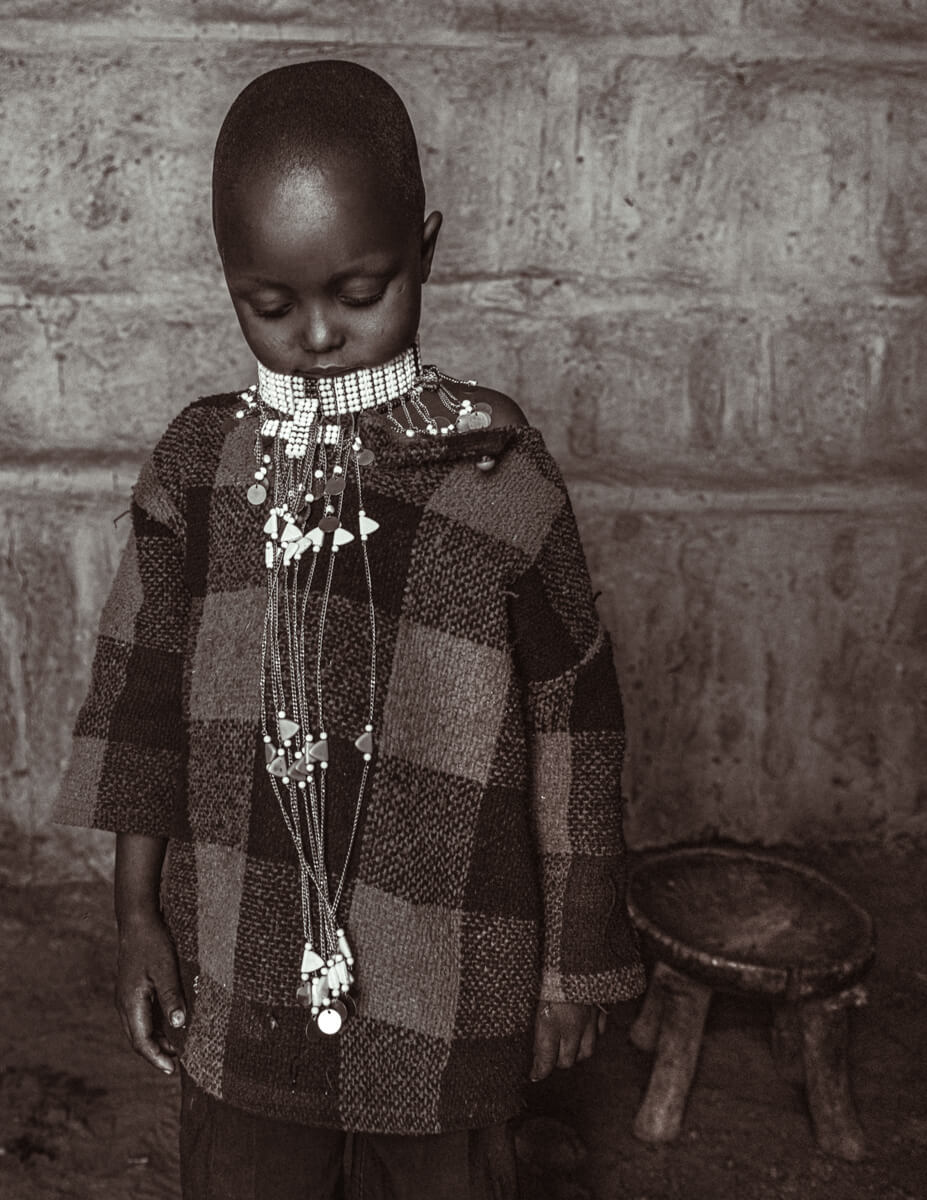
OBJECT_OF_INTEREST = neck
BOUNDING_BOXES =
[256,345,421,419]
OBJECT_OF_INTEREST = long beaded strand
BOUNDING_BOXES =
[237,347,491,1036]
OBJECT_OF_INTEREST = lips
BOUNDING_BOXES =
[293,365,354,378]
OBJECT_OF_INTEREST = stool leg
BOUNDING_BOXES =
[771,1003,805,1084]
[633,963,712,1144]
[800,985,867,1162]
[629,963,667,1053]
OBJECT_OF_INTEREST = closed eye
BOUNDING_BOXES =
[338,290,386,308]
[253,304,293,320]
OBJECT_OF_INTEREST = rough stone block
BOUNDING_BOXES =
[4,0,741,36]
[567,55,927,293]
[422,290,927,481]
[569,487,927,846]
[0,43,225,289]
[0,475,131,834]
[0,294,251,456]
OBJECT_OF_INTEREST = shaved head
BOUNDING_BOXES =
[212,60,426,247]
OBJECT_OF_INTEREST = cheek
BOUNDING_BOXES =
[233,311,294,371]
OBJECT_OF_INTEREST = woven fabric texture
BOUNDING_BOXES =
[56,393,645,1134]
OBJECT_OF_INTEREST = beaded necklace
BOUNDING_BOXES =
[235,344,491,1036]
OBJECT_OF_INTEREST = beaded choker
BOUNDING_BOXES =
[236,347,491,1037]
[256,345,421,419]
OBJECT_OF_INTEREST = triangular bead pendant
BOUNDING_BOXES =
[301,945,325,974]
[263,512,279,537]
[278,718,299,741]
[307,739,329,763]
[280,522,302,544]
[267,754,289,777]
[288,758,311,781]
[354,730,374,755]
[264,742,277,764]
[332,527,355,548]
[358,514,379,538]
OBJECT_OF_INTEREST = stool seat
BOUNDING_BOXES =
[627,847,875,1161]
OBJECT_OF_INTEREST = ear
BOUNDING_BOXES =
[420,210,443,282]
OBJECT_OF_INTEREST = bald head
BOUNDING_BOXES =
[212,60,426,253]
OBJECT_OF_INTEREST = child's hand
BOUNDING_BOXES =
[530,1001,607,1082]
[115,913,186,1075]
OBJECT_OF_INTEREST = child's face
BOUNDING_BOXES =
[217,158,441,376]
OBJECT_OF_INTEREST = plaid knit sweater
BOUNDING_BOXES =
[56,390,644,1134]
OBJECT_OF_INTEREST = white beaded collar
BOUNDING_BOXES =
[255,345,421,419]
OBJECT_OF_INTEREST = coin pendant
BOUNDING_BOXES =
[317,1000,348,1036]
[247,484,267,505]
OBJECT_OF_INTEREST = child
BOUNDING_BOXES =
[56,60,644,1199]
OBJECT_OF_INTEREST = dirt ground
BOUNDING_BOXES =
[2,830,925,1200]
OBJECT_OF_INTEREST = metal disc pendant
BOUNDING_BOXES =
[318,514,340,533]
[356,448,375,467]
[457,410,491,433]
[326,475,346,495]
[317,1000,348,1036]
[247,483,267,505]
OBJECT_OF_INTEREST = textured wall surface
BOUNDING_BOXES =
[2,4,926,876]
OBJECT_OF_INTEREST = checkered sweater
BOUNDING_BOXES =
[56,391,644,1134]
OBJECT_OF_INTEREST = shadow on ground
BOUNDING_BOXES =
[1,830,925,1199]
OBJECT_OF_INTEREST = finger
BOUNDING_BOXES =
[556,1022,583,1069]
[125,986,176,1074]
[577,1011,598,1061]
[597,1007,608,1036]
[530,1007,560,1082]
[154,971,187,1033]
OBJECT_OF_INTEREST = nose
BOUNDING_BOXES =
[299,302,345,356]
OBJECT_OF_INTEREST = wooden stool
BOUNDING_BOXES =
[627,847,875,1162]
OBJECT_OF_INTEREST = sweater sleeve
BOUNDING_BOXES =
[55,457,190,838]
[508,477,645,1006]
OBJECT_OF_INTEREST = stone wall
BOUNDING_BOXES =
[2,4,926,876]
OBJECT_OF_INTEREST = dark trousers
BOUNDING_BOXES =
[180,1069,520,1200]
